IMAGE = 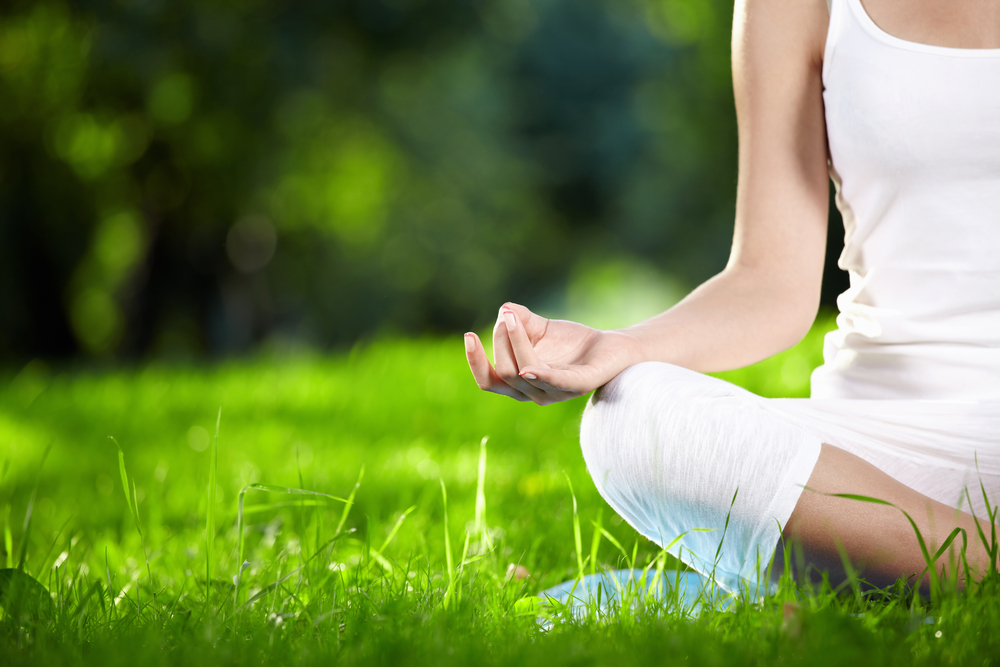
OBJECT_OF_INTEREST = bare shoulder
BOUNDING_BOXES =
[732,0,830,73]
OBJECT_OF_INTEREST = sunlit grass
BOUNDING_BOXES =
[3,315,1000,665]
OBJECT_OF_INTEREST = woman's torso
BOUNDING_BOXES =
[811,0,1000,400]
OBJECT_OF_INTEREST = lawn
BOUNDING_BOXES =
[2,314,999,666]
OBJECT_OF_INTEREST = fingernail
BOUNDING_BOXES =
[503,311,516,331]
[464,333,475,352]
[521,372,537,380]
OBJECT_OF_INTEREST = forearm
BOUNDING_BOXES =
[619,265,819,373]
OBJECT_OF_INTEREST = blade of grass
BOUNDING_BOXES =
[589,508,603,576]
[104,547,116,625]
[379,506,417,554]
[973,455,998,572]
[18,444,52,572]
[0,461,9,568]
[245,483,349,501]
[110,437,155,616]
[440,478,455,609]
[833,538,862,605]
[663,528,708,553]
[457,531,471,603]
[296,445,307,563]
[239,500,326,516]
[965,487,993,568]
[648,550,666,610]
[960,528,972,590]
[111,438,140,537]
[335,467,365,538]
[474,437,491,550]
[565,474,585,582]
[370,505,418,570]
[831,492,949,600]
[205,408,220,604]
[593,523,628,563]
[914,527,966,588]
[714,488,738,565]
[16,486,36,571]
[4,505,11,569]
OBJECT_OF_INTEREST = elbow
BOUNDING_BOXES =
[716,259,825,359]
[783,310,820,352]
[726,262,822,353]
[775,284,822,352]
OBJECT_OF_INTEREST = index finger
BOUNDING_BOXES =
[464,332,532,402]
[500,306,546,373]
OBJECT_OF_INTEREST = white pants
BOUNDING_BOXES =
[579,362,1000,592]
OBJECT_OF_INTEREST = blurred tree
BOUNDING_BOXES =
[0,0,845,361]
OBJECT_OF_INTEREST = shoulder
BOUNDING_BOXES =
[733,0,830,72]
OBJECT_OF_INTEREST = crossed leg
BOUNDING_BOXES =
[580,362,997,591]
[777,443,992,588]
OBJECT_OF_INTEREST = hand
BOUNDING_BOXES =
[464,303,643,405]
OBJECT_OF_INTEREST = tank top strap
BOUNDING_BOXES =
[822,0,849,84]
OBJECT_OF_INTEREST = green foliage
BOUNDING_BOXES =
[0,0,755,359]
[3,325,1000,664]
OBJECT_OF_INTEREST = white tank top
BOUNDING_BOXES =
[810,0,1000,401]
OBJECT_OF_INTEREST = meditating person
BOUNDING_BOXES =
[463,0,1000,592]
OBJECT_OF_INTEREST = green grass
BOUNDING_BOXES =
[2,314,1000,666]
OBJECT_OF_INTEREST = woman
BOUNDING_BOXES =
[464,0,1000,592]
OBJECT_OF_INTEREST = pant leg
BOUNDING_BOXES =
[579,361,822,593]
[767,398,1000,518]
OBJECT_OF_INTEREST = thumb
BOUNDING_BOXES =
[502,302,546,339]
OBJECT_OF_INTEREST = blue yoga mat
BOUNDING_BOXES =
[534,569,733,619]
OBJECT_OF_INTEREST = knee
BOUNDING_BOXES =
[580,362,720,462]
[581,363,648,459]
[578,362,751,551]
[580,362,723,497]
[576,363,816,590]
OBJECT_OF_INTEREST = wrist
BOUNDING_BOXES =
[606,327,648,369]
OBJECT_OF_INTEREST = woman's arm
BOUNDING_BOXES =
[629,0,832,372]
[466,0,833,403]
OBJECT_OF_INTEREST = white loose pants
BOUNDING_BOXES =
[580,362,1000,592]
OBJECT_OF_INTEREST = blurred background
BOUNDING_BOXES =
[0,0,846,363]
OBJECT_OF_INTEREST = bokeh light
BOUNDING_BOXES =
[0,0,846,362]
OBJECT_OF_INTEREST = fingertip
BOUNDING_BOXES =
[520,368,569,393]
[519,368,547,388]
[464,332,476,353]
